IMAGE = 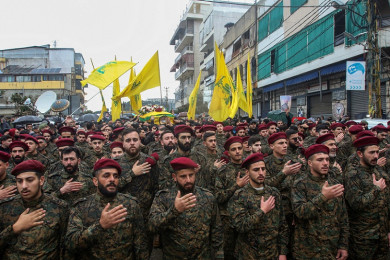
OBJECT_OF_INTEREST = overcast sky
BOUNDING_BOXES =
[1,0,253,112]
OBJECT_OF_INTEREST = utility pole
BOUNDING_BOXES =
[367,0,381,118]
[165,86,169,110]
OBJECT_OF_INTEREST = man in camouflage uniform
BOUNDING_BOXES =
[46,147,95,205]
[159,125,209,190]
[214,121,226,149]
[6,141,28,175]
[316,133,344,183]
[0,151,16,200]
[152,130,176,160]
[372,124,389,153]
[74,130,88,149]
[25,135,50,167]
[148,157,224,259]
[292,144,349,259]
[302,123,317,148]
[228,153,289,259]
[65,158,149,259]
[36,136,56,163]
[258,124,272,155]
[0,160,68,259]
[286,129,305,162]
[338,125,363,170]
[215,136,250,259]
[109,141,124,160]
[118,128,159,220]
[344,136,390,259]
[41,129,57,155]
[84,134,109,167]
[248,135,262,154]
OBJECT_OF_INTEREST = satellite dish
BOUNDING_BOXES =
[23,98,31,106]
[35,91,57,113]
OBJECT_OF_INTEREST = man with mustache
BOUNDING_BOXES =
[25,135,50,167]
[6,141,28,175]
[65,158,148,259]
[344,136,390,259]
[228,153,288,260]
[109,141,124,160]
[151,130,176,159]
[46,147,94,205]
[148,157,223,259]
[0,160,68,259]
[292,144,349,260]
[316,133,344,183]
[159,125,209,190]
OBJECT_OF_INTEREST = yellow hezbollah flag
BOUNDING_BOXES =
[111,78,122,121]
[97,90,107,122]
[81,61,136,90]
[236,66,249,114]
[246,55,253,118]
[209,42,235,121]
[114,51,160,99]
[128,61,142,114]
[188,71,201,120]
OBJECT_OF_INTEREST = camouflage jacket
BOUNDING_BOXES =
[344,163,390,240]
[26,152,50,168]
[65,192,148,260]
[46,168,95,205]
[118,152,159,219]
[216,133,226,151]
[159,150,209,191]
[260,136,273,155]
[148,186,224,260]
[228,184,289,259]
[214,162,243,216]
[303,135,316,149]
[83,150,109,169]
[6,157,28,176]
[0,194,68,260]
[264,154,302,216]
[0,174,16,189]
[292,172,349,259]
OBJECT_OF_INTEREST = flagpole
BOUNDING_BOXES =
[157,51,163,107]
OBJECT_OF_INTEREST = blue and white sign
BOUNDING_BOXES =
[346,61,366,90]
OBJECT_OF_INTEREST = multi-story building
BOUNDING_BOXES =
[254,0,390,119]
[199,2,251,104]
[221,4,258,116]
[170,1,212,109]
[0,44,86,115]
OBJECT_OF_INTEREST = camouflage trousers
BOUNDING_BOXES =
[349,235,389,260]
[221,215,237,260]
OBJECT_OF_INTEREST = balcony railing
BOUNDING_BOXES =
[175,62,195,79]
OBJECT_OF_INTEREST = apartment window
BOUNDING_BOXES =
[271,50,276,73]
[258,1,284,41]
[31,75,42,82]
[334,10,345,46]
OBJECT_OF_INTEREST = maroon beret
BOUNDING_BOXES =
[94,132,103,135]
[258,124,267,131]
[353,136,379,148]
[154,131,160,136]
[349,125,364,135]
[8,128,17,137]
[174,125,193,136]
[59,126,76,135]
[11,160,45,176]
[90,135,105,141]
[200,125,217,133]
[55,138,75,148]
[298,132,305,140]
[9,141,28,151]
[223,126,233,132]
[113,127,125,134]
[25,135,38,144]
[330,123,345,130]
[237,122,248,127]
[345,121,357,127]
[224,136,243,151]
[36,136,46,141]
[241,153,264,168]
[0,151,10,162]
[304,144,329,159]
[94,158,122,175]
[356,130,375,139]
[213,121,223,126]
[241,136,250,143]
[194,126,202,131]
[109,141,123,150]
[170,157,198,171]
[372,125,388,132]
[266,122,277,128]
[150,153,159,161]
[268,132,287,145]
[77,130,86,135]
[236,126,245,132]
[86,131,95,137]
[41,129,52,136]
[308,123,317,130]
[316,133,335,144]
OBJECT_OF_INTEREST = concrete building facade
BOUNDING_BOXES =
[0,44,86,115]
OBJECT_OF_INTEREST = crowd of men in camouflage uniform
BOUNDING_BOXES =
[0,115,389,259]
